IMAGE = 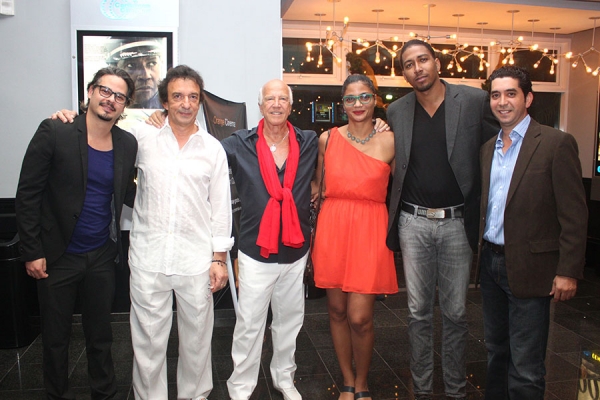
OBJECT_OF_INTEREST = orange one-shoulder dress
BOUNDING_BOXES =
[312,127,398,294]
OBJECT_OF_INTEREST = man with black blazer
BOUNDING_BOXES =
[478,66,587,399]
[16,67,137,400]
[386,39,498,400]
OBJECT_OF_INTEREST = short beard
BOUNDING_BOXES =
[97,101,116,122]
[97,113,112,122]
[414,80,435,93]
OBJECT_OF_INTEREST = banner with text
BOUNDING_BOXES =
[202,90,246,260]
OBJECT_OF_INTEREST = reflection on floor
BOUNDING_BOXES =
[2,267,600,399]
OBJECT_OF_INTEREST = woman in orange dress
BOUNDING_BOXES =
[311,74,397,400]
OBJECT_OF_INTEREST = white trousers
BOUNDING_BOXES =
[130,267,213,400]
[227,251,308,400]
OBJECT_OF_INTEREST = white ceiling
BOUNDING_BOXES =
[283,0,600,35]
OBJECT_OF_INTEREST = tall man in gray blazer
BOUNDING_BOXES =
[386,39,498,400]
[478,66,587,399]
[16,67,138,399]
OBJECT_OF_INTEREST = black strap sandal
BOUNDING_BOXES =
[340,385,355,394]
[355,391,372,399]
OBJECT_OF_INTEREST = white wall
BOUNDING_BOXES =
[0,0,282,198]
[0,1,73,198]
[179,0,282,125]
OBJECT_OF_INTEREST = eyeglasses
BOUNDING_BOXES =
[94,85,129,105]
[342,93,375,106]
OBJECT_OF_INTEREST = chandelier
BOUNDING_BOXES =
[408,4,455,42]
[566,16,600,76]
[306,13,338,66]
[533,27,560,75]
[388,17,411,77]
[305,0,348,65]
[443,15,489,73]
[298,2,588,79]
[490,10,524,66]
[354,9,397,65]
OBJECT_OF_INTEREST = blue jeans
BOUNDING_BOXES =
[398,210,472,397]
[479,247,551,400]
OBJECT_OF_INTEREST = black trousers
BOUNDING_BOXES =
[37,240,118,400]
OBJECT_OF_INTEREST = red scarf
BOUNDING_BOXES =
[256,119,304,258]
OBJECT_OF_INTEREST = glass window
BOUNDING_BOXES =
[528,92,561,128]
[283,38,334,74]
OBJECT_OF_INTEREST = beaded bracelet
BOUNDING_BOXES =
[211,259,227,267]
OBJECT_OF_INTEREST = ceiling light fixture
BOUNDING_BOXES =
[527,19,540,51]
[305,0,349,66]
[491,10,524,66]
[475,22,491,72]
[409,4,455,42]
[533,27,560,75]
[305,13,329,66]
[354,9,397,67]
[444,16,490,74]
[443,14,469,73]
[385,17,410,77]
[324,0,348,63]
[565,16,600,76]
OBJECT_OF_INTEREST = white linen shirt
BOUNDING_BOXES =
[128,118,234,276]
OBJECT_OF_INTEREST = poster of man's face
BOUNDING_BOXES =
[77,31,172,130]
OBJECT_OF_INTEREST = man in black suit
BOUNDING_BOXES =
[386,39,498,400]
[16,67,138,400]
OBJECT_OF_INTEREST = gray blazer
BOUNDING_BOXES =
[386,80,498,252]
[477,119,587,298]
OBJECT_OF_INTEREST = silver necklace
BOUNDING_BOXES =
[347,128,376,145]
[268,131,289,152]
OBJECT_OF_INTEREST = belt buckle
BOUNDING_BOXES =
[426,208,445,218]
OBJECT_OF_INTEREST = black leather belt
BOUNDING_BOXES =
[483,240,505,254]
[401,202,464,219]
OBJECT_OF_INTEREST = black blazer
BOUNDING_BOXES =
[16,115,137,266]
[386,81,499,252]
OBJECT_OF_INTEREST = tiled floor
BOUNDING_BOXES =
[2,267,600,399]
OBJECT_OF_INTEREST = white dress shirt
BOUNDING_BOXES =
[129,118,234,275]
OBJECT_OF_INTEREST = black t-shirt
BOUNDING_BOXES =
[401,101,464,208]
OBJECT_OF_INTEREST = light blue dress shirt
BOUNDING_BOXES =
[483,114,531,245]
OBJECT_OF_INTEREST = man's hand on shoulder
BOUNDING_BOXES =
[550,275,577,302]
[146,110,167,128]
[373,118,390,132]
[26,258,48,279]
[50,109,77,123]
